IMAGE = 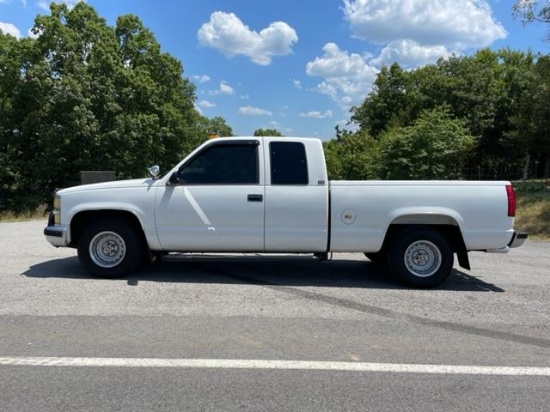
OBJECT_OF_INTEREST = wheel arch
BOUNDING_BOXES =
[69,210,146,249]
[380,213,470,270]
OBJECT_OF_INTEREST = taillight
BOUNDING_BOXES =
[506,185,516,217]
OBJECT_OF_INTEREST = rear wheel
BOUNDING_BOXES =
[78,218,143,278]
[388,227,454,288]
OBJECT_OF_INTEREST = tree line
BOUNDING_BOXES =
[324,49,550,181]
[0,3,231,211]
[1,3,549,212]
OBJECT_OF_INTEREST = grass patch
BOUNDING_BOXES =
[0,204,48,223]
[515,192,550,240]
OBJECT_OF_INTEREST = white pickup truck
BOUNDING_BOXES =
[44,136,527,288]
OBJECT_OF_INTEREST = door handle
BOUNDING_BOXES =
[247,194,263,202]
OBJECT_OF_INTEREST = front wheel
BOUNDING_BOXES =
[388,227,454,288]
[78,218,143,278]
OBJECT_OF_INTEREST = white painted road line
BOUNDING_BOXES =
[1,357,549,376]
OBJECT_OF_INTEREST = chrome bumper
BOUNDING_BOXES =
[44,225,69,247]
[508,230,528,248]
[486,230,528,253]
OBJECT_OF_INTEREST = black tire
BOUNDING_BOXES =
[77,218,143,278]
[364,252,386,264]
[388,227,454,288]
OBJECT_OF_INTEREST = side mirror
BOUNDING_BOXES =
[147,165,160,179]
[167,171,181,186]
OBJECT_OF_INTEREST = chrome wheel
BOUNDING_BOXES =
[404,240,442,278]
[89,231,126,269]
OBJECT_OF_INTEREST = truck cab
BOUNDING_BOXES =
[154,137,330,253]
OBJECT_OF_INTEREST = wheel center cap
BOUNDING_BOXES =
[102,241,118,257]
[413,250,429,266]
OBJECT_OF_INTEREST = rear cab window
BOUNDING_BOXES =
[269,141,309,185]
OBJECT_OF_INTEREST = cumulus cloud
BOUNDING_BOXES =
[342,0,506,48]
[0,22,21,38]
[238,106,273,116]
[209,81,234,95]
[38,0,83,11]
[197,11,298,65]
[305,1,506,112]
[193,75,211,83]
[300,110,333,119]
[197,100,216,109]
[371,39,457,68]
[306,43,378,108]
[220,82,234,94]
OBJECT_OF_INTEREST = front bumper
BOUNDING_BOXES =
[44,213,69,247]
[44,225,69,247]
[508,230,528,248]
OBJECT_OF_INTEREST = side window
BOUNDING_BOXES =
[178,143,259,185]
[270,142,308,185]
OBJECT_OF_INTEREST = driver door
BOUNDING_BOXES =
[155,140,265,252]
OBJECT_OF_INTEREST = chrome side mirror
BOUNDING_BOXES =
[147,165,160,179]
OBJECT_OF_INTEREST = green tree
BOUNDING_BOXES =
[376,108,474,180]
[196,115,233,138]
[351,63,410,138]
[0,2,203,210]
[253,128,283,136]
[351,49,538,179]
[510,55,550,178]
[323,126,377,180]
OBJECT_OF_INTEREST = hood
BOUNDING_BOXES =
[57,178,157,195]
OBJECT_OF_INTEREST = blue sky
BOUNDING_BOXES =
[1,0,548,139]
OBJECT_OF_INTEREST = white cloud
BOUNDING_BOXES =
[209,81,234,95]
[371,39,457,68]
[240,94,250,100]
[219,82,234,94]
[37,0,83,11]
[193,75,211,83]
[197,100,216,109]
[293,79,302,89]
[238,106,273,116]
[0,22,21,38]
[306,43,378,109]
[306,1,506,113]
[197,11,298,65]
[343,0,506,48]
[300,110,333,119]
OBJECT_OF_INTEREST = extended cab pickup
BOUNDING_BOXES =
[44,136,527,288]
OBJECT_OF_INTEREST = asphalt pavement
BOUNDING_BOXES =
[0,220,548,411]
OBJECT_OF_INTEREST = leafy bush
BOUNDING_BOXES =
[513,181,548,193]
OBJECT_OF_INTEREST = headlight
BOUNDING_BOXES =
[53,196,61,224]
